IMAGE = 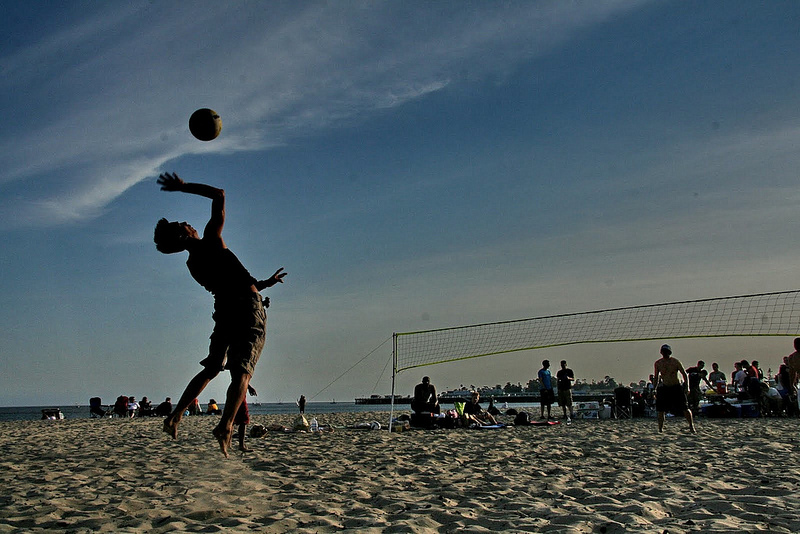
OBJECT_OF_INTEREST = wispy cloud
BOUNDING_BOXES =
[0,1,644,227]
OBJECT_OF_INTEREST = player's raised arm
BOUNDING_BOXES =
[158,172,225,241]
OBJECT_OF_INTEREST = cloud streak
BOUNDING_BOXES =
[0,1,644,227]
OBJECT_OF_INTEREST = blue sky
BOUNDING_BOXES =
[2,1,800,406]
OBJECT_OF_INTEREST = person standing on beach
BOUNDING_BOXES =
[787,338,800,389]
[653,344,695,433]
[685,361,712,413]
[733,361,748,393]
[556,360,575,421]
[786,338,800,415]
[297,395,306,414]
[538,360,554,420]
[154,172,286,457]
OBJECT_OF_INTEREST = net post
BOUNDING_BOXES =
[389,333,398,431]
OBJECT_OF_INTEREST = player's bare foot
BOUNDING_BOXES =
[212,426,231,458]
[163,417,179,440]
[239,445,252,452]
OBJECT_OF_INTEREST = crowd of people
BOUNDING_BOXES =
[90,395,176,418]
[408,338,800,432]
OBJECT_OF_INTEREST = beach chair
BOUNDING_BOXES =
[113,395,129,418]
[89,397,108,418]
[613,387,633,419]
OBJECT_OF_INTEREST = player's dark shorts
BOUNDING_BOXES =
[540,388,555,405]
[656,384,689,414]
[558,388,573,407]
[201,294,266,376]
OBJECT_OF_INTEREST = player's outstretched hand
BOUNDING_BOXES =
[267,267,287,287]
[158,172,185,192]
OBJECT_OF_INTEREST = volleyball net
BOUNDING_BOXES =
[393,290,800,374]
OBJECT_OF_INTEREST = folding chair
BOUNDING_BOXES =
[613,386,633,419]
[89,397,108,418]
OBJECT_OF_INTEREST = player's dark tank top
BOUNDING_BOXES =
[186,242,256,298]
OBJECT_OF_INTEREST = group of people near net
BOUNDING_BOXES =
[410,339,800,434]
[410,359,578,429]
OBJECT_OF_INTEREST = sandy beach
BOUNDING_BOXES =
[0,412,798,533]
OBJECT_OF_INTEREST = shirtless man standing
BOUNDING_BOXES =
[653,344,696,433]
[786,338,800,392]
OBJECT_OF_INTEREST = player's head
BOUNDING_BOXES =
[154,218,197,254]
[542,359,550,368]
[660,344,672,357]
[560,360,567,368]
[794,337,800,351]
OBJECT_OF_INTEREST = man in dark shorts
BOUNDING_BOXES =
[538,360,555,420]
[685,360,713,413]
[653,344,695,433]
[556,360,575,421]
[154,172,286,457]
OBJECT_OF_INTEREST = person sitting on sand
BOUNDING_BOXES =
[463,391,498,426]
[653,344,695,433]
[206,399,221,415]
[154,172,286,457]
[411,376,440,414]
[127,396,140,418]
[187,398,201,416]
[138,396,153,417]
[154,397,172,417]
[487,397,501,416]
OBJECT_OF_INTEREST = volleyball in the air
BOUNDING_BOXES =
[189,108,222,141]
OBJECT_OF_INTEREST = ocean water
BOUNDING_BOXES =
[0,402,391,422]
